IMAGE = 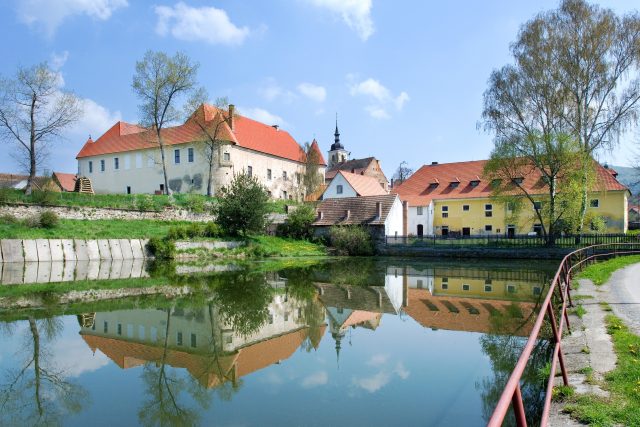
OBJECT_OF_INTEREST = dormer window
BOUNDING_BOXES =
[470,180,480,187]
[490,179,501,189]
[428,183,439,190]
[449,182,459,189]
[512,177,524,185]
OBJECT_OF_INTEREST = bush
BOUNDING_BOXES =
[23,215,42,229]
[185,194,206,213]
[30,189,58,206]
[214,174,270,236]
[135,194,155,212]
[204,222,222,237]
[147,237,176,259]
[0,214,19,224]
[39,210,59,228]
[329,226,375,256]
[0,188,13,205]
[166,222,223,240]
[277,204,316,240]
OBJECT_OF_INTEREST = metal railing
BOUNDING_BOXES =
[487,243,640,427]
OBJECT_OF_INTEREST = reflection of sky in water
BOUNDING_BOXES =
[0,312,503,427]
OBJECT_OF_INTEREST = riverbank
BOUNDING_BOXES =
[549,258,640,425]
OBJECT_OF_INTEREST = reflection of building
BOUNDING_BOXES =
[79,294,326,388]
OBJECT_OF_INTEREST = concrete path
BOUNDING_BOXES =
[608,262,640,336]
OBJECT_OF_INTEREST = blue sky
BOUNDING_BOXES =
[0,0,638,177]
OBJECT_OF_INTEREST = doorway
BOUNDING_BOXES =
[462,227,471,236]
[507,225,515,238]
[417,224,424,237]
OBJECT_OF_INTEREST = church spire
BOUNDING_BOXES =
[330,113,344,151]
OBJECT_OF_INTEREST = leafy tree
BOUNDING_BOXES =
[132,51,202,195]
[214,173,270,236]
[329,225,375,255]
[278,203,316,240]
[393,161,413,186]
[482,0,640,232]
[302,141,324,197]
[0,63,81,195]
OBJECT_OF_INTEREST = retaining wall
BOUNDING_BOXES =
[0,239,151,263]
[378,245,573,260]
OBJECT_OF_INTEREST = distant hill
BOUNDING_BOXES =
[611,165,639,197]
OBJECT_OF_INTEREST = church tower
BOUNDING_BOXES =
[327,115,349,168]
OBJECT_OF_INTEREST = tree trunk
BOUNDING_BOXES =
[207,149,215,197]
[26,94,37,196]
[28,317,43,417]
[157,131,171,196]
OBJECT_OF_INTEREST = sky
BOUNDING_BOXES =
[0,0,638,178]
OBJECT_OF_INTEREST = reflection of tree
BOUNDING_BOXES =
[211,273,274,337]
[0,317,85,426]
[282,268,326,352]
[138,309,211,427]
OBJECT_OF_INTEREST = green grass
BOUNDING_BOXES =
[247,235,326,257]
[576,255,640,286]
[0,219,193,239]
[563,315,640,426]
[571,304,587,319]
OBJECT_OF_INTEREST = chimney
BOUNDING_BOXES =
[345,209,350,220]
[431,161,438,165]
[272,125,279,131]
[317,210,323,220]
[376,201,382,219]
[228,104,235,130]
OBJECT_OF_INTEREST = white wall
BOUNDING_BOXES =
[322,173,357,199]
[407,201,434,236]
[384,196,404,237]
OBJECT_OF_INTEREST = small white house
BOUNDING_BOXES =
[322,170,387,199]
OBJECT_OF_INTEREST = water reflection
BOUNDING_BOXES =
[0,258,555,426]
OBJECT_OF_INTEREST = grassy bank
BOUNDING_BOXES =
[0,218,192,239]
[563,315,640,425]
[576,255,640,285]
[248,235,326,257]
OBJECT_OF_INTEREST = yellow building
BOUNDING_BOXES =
[393,160,629,236]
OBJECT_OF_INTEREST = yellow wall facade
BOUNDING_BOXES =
[431,190,628,236]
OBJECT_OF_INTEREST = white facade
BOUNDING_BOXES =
[384,196,404,237]
[78,142,324,199]
[322,173,357,199]
[406,202,434,236]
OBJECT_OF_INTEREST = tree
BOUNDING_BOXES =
[214,173,270,236]
[302,141,323,197]
[132,51,201,195]
[278,203,316,240]
[483,0,640,232]
[392,161,413,186]
[484,132,586,245]
[0,63,81,195]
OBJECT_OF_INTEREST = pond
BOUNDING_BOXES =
[0,258,558,426]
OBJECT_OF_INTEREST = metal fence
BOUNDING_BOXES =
[385,233,640,248]
[488,243,640,427]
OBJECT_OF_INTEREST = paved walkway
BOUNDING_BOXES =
[548,261,640,426]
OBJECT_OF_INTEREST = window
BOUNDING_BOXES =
[88,161,93,173]
[462,284,470,291]
[284,312,289,321]
[138,326,145,340]
[485,204,493,217]
[442,206,448,212]
[442,212,449,218]
[507,285,516,293]
[533,224,543,235]
[117,324,122,335]
[336,184,343,194]
[428,183,439,189]
[490,179,501,189]
[507,202,516,211]
[296,173,301,184]
[147,155,154,167]
[512,177,524,185]
[103,321,108,333]
[174,149,180,164]
[462,205,469,211]
[441,226,449,236]
[282,190,287,199]
[223,152,230,162]
[126,186,131,194]
[485,204,492,211]
[533,286,541,296]
[225,335,233,344]
[191,333,197,348]
[114,157,119,170]
[534,201,542,210]
[590,199,599,208]
[267,169,272,180]
[417,279,424,288]
[247,166,252,177]
[177,332,183,346]
[485,225,493,232]
[470,180,480,187]
[136,153,142,168]
[417,206,423,215]
[127,324,133,338]
[283,171,287,181]
[442,283,449,290]
[485,211,493,217]
[485,285,493,292]
[449,182,459,188]
[188,147,194,162]
[124,155,130,170]
[100,159,105,172]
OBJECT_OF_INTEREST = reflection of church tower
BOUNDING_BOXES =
[327,115,350,168]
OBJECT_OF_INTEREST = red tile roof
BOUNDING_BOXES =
[76,104,326,166]
[393,159,628,206]
[52,172,77,192]
[313,194,399,226]
[331,171,387,197]
[325,157,376,180]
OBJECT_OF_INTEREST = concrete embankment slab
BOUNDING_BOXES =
[110,260,124,279]
[108,239,123,260]
[87,261,100,280]
[23,240,39,262]
[50,261,64,282]
[119,239,134,259]
[86,240,100,260]
[74,240,89,261]
[2,262,23,284]
[97,240,111,260]
[35,239,51,262]
[130,239,144,259]
[63,261,75,281]
[36,262,51,283]
[24,262,38,283]
[98,260,111,280]
[1,240,24,263]
[49,240,64,262]
[61,240,76,261]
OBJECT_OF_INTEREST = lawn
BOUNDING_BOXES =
[0,219,193,239]
[248,235,327,257]
[576,255,640,285]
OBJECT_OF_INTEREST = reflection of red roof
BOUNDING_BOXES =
[330,171,387,197]
[52,172,77,192]
[394,159,628,206]
[76,104,326,166]
[342,310,382,329]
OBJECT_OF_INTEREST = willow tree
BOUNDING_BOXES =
[0,63,81,194]
[132,51,201,195]
[483,0,640,232]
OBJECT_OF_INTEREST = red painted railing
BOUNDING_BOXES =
[487,243,640,427]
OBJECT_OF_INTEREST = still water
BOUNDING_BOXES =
[0,258,556,426]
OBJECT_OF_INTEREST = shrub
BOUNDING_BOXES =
[0,188,13,205]
[39,210,59,228]
[30,189,58,206]
[278,204,316,240]
[204,222,222,237]
[329,226,375,256]
[23,215,41,229]
[0,214,19,224]
[185,194,206,213]
[147,237,176,259]
[214,173,270,236]
[135,194,155,212]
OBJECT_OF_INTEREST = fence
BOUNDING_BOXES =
[487,243,640,427]
[385,233,639,248]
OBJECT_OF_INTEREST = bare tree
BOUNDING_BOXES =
[484,0,640,232]
[132,51,201,195]
[393,161,413,186]
[0,63,81,194]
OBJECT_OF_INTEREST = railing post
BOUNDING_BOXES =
[512,383,528,427]
[547,305,569,386]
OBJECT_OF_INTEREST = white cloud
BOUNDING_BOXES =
[155,2,250,46]
[366,354,389,367]
[71,97,123,139]
[394,362,410,380]
[50,51,69,70]
[301,371,328,388]
[309,0,374,40]
[239,106,287,127]
[353,371,391,393]
[350,77,409,119]
[17,0,128,36]
[51,338,110,378]
[259,79,296,103]
[297,83,327,102]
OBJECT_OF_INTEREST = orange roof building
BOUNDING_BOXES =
[75,104,326,198]
[322,170,388,199]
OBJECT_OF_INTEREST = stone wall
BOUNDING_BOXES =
[0,204,215,222]
[378,244,572,260]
